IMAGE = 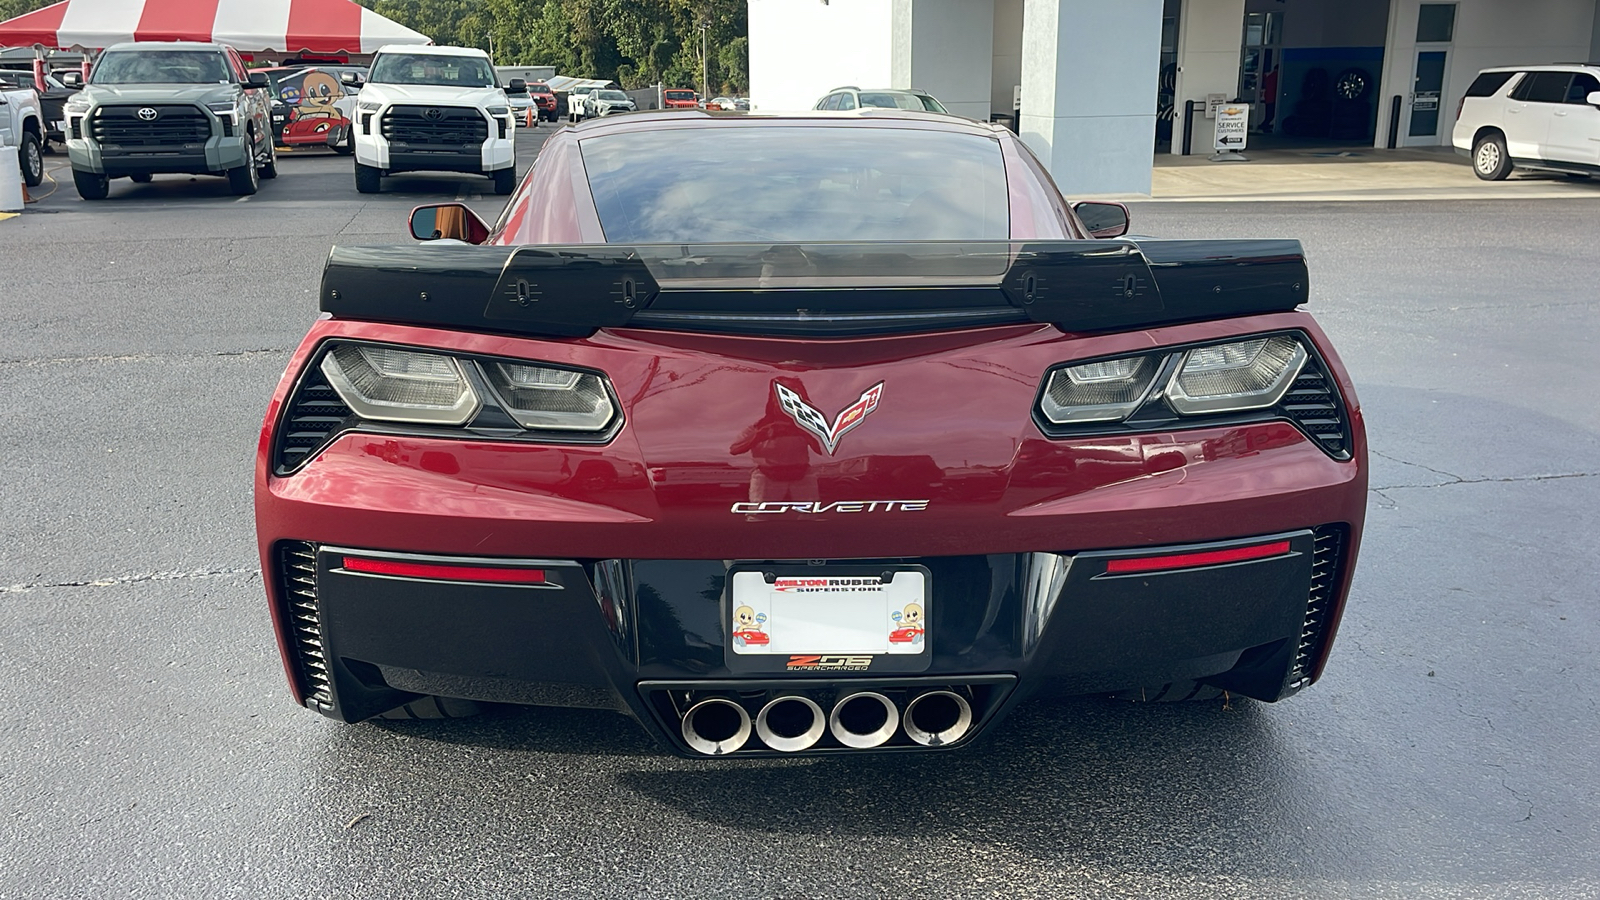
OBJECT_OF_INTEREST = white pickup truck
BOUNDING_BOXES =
[0,72,45,188]
[351,45,521,195]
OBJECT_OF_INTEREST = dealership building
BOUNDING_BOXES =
[748,0,1600,194]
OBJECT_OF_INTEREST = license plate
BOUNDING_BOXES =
[725,565,930,674]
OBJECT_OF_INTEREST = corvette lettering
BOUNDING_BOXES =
[730,500,930,514]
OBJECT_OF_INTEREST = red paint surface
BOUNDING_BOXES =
[1106,540,1292,574]
[134,0,222,42]
[287,0,364,54]
[0,1,67,47]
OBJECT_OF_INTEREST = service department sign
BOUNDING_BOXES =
[1214,105,1249,152]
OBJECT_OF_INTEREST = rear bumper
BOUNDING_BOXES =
[266,527,1352,756]
[255,313,1367,756]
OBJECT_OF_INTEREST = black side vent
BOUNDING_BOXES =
[273,362,353,474]
[278,541,333,712]
[1288,524,1346,691]
[1280,357,1350,458]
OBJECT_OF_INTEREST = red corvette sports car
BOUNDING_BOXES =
[256,110,1366,757]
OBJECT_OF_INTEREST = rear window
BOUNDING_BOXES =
[1512,71,1573,103]
[1464,71,1516,97]
[580,126,1009,243]
[857,92,925,111]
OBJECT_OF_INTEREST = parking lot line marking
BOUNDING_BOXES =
[0,212,18,223]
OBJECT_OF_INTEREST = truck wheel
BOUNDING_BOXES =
[1472,132,1512,181]
[355,162,382,194]
[333,132,354,156]
[492,167,517,195]
[259,141,278,180]
[129,173,153,183]
[228,159,259,196]
[72,168,110,200]
[19,133,44,187]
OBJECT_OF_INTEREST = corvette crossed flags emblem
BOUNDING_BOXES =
[774,382,884,455]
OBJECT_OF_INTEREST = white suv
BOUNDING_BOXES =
[352,45,520,195]
[1452,64,1600,180]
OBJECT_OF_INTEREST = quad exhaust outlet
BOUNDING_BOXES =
[903,690,973,746]
[680,697,751,756]
[754,695,826,752]
[828,691,900,749]
[652,679,1009,755]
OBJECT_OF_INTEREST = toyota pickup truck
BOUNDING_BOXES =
[0,72,45,188]
[351,45,519,195]
[62,41,277,199]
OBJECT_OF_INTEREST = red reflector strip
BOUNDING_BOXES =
[341,557,547,584]
[1105,540,1292,575]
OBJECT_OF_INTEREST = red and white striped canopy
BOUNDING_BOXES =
[0,0,431,54]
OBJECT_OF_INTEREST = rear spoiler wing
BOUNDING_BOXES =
[319,240,1308,338]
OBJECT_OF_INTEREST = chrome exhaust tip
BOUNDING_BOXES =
[681,697,752,756]
[828,691,900,749]
[755,695,826,752]
[903,690,973,747]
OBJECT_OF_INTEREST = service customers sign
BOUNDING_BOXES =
[1214,105,1249,152]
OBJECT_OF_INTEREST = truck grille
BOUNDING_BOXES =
[278,541,333,712]
[380,105,487,146]
[1288,524,1347,691]
[273,362,353,474]
[89,105,211,146]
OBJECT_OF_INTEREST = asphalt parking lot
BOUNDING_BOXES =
[2,130,1598,899]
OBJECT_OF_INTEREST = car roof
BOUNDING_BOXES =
[372,44,491,59]
[1478,64,1600,74]
[103,41,228,52]
[568,108,1005,137]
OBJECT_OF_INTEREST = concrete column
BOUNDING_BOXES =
[1591,0,1600,62]
[1170,0,1246,155]
[890,0,996,121]
[1020,0,1163,195]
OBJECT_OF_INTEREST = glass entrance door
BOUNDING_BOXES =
[1409,50,1447,139]
[1405,3,1455,146]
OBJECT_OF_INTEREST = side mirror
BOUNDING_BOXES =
[409,203,492,244]
[248,70,270,88]
[58,70,82,88]
[340,71,360,85]
[1588,90,1600,107]
[1072,201,1130,239]
[507,78,527,94]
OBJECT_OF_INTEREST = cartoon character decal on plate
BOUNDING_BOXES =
[889,601,924,645]
[731,604,770,647]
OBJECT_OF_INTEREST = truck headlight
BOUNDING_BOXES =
[65,93,92,113]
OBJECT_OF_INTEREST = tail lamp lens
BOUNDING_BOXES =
[485,362,615,431]
[321,345,481,425]
[1165,335,1306,415]
[1039,355,1159,423]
